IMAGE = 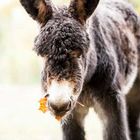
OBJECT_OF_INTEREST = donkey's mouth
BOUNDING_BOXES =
[49,108,69,117]
[48,102,73,119]
[52,101,85,121]
[49,108,72,121]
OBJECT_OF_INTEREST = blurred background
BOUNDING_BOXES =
[0,0,140,140]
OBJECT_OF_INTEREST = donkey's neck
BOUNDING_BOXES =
[84,17,100,84]
[84,33,97,83]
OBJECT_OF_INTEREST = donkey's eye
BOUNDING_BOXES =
[70,48,82,58]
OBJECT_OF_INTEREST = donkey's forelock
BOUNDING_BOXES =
[34,17,89,57]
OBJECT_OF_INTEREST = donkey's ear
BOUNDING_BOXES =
[20,0,53,25]
[69,0,99,24]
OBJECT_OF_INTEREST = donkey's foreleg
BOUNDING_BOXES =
[61,105,89,140]
[94,89,130,140]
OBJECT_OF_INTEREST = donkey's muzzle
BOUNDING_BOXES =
[48,101,71,116]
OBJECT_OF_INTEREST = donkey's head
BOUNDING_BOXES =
[20,0,99,117]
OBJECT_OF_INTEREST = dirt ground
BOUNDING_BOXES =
[0,85,103,140]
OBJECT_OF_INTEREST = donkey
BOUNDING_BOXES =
[20,0,140,139]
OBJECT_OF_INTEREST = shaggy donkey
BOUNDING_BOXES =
[20,0,140,139]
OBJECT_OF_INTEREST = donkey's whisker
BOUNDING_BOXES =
[76,101,85,107]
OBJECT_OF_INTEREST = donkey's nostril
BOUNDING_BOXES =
[48,101,71,115]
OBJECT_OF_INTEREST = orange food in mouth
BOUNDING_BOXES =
[39,97,48,113]
[39,97,63,121]
[55,116,62,121]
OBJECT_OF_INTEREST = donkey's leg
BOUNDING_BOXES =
[126,76,140,140]
[62,105,89,140]
[94,89,130,140]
